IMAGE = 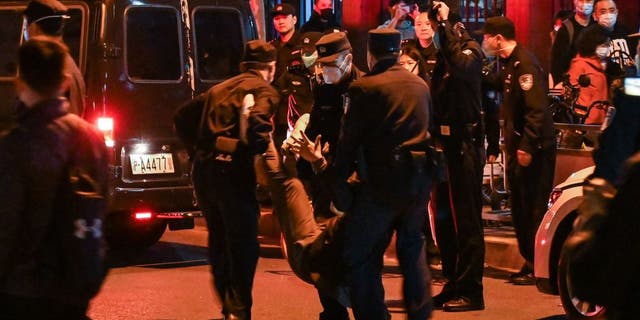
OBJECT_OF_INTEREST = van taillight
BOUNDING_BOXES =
[97,117,114,147]
[135,211,153,220]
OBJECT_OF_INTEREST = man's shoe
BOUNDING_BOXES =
[432,291,455,309]
[442,296,485,312]
[511,272,536,285]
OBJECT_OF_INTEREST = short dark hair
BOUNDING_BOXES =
[23,0,68,36]
[390,0,416,6]
[239,61,274,73]
[18,38,67,96]
[576,25,610,57]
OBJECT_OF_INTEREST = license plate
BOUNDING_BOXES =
[129,153,175,175]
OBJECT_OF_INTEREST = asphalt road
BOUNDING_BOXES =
[88,223,568,320]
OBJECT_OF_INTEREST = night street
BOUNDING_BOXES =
[88,220,567,320]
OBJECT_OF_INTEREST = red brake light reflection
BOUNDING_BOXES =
[135,212,153,220]
[96,117,115,148]
[547,188,563,209]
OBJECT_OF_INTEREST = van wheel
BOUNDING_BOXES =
[105,212,167,249]
[557,246,607,319]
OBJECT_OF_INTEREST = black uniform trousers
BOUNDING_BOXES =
[432,138,485,300]
[342,169,432,320]
[192,155,260,320]
[506,145,556,265]
[0,293,89,320]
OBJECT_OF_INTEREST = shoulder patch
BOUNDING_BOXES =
[519,74,534,91]
[462,49,473,55]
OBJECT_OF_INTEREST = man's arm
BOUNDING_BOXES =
[437,22,483,81]
[550,25,571,85]
[249,86,279,155]
[332,86,368,211]
[519,63,551,156]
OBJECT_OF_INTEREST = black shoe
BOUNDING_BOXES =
[432,291,455,309]
[443,296,485,312]
[511,272,536,285]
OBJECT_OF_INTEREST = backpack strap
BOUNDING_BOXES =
[563,19,575,47]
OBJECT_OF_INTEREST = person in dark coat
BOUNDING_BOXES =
[0,38,108,320]
[23,0,86,116]
[426,1,486,312]
[481,16,557,286]
[332,28,433,320]
[180,40,278,320]
[299,0,342,33]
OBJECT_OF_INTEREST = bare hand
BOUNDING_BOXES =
[393,3,409,21]
[516,149,532,167]
[487,154,497,163]
[291,132,325,163]
[432,1,449,22]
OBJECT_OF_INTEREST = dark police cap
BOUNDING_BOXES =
[23,0,68,25]
[242,40,277,63]
[315,32,352,64]
[300,32,324,54]
[368,28,401,56]
[479,16,515,39]
[271,3,296,17]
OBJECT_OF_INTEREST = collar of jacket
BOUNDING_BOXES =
[18,98,68,125]
[368,58,397,75]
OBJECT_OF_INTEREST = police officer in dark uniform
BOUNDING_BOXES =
[270,3,304,82]
[180,40,278,320]
[273,31,323,146]
[299,31,362,220]
[480,16,557,285]
[333,28,433,320]
[426,1,486,312]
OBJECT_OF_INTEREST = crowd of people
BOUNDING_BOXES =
[1,0,639,319]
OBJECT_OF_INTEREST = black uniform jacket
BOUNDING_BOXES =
[0,98,108,299]
[271,31,304,83]
[499,45,555,155]
[333,61,431,210]
[299,11,342,34]
[178,70,277,157]
[430,21,483,141]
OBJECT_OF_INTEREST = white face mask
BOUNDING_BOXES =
[595,45,610,59]
[321,57,348,84]
[482,36,498,57]
[598,13,617,29]
[301,51,318,68]
[576,3,594,16]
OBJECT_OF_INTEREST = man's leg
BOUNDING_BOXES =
[396,178,433,320]
[341,185,394,320]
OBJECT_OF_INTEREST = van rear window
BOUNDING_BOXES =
[193,8,244,81]
[0,9,23,78]
[126,6,182,81]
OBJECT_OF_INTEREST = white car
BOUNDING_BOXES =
[534,166,608,319]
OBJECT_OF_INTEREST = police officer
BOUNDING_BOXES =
[333,28,433,320]
[480,16,557,285]
[271,3,304,82]
[299,31,362,220]
[427,1,486,312]
[23,0,85,116]
[181,40,278,320]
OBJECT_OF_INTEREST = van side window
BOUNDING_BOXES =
[0,8,22,78]
[126,6,182,81]
[193,7,244,81]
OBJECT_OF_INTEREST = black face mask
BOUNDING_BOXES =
[320,8,333,20]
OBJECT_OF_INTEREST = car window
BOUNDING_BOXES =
[193,7,244,81]
[0,5,85,79]
[0,8,24,79]
[125,6,183,81]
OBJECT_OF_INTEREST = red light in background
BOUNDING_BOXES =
[135,212,153,220]
[96,117,115,147]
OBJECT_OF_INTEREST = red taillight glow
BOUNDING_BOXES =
[135,212,153,220]
[96,117,115,148]
[547,188,563,209]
